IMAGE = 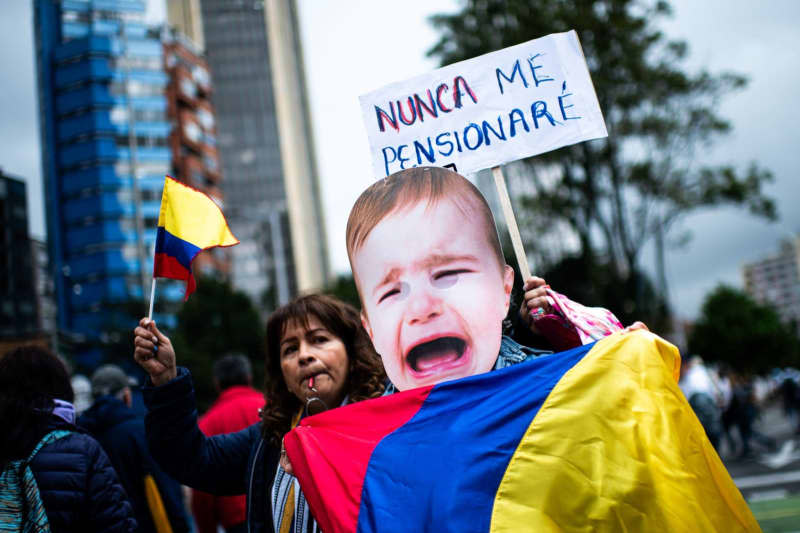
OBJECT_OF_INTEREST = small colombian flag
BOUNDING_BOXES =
[153,176,238,299]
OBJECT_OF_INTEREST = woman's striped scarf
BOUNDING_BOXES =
[271,397,347,533]
[271,463,319,533]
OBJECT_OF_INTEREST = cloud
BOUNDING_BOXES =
[0,0,43,237]
[654,0,800,318]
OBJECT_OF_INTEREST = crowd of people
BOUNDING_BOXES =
[679,355,800,459]
[0,344,277,532]
[2,166,777,532]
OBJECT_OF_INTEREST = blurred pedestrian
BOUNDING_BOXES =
[725,374,776,458]
[778,373,800,433]
[0,345,136,532]
[716,366,737,454]
[191,354,264,533]
[70,374,92,416]
[680,356,723,450]
[79,364,190,533]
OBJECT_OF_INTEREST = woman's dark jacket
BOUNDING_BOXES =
[27,417,137,532]
[79,395,190,533]
[143,368,279,533]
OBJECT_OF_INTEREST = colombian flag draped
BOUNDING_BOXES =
[153,176,238,299]
[284,331,759,533]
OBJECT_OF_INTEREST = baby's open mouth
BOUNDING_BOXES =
[406,336,467,372]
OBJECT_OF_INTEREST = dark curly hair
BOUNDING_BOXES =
[0,345,74,468]
[261,294,386,446]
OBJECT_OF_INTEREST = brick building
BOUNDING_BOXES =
[163,30,230,277]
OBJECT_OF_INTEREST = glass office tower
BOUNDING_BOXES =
[34,0,181,365]
[0,172,38,339]
[191,0,329,309]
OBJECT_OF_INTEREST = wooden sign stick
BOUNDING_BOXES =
[492,166,532,281]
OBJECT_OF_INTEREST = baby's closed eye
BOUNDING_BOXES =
[431,269,471,288]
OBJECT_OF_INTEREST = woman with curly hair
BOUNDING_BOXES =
[133,294,386,533]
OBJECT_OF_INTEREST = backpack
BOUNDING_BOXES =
[0,430,71,533]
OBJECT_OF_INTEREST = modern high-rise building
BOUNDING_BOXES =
[162,29,230,277]
[0,171,38,339]
[166,0,204,51]
[31,238,58,338]
[742,236,800,335]
[33,0,190,363]
[174,0,329,308]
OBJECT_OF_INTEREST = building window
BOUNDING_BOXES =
[179,78,197,99]
[113,56,162,71]
[110,106,128,123]
[62,11,89,23]
[122,244,138,260]
[193,66,210,87]
[197,108,214,130]
[183,122,202,143]
[115,135,168,148]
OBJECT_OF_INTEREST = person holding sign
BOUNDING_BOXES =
[132,294,386,533]
[277,167,754,533]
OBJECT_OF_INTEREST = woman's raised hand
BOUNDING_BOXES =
[133,318,177,386]
[518,276,553,334]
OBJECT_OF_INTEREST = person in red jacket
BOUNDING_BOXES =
[191,354,264,533]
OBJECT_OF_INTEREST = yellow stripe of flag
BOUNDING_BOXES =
[157,176,238,249]
[490,331,759,532]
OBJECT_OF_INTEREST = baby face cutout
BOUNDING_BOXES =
[354,198,513,391]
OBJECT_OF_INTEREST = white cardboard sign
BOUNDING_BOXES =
[359,30,607,177]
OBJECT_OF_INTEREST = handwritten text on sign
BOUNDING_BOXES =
[359,31,608,177]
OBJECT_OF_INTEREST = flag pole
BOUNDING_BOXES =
[492,165,531,281]
[147,278,157,321]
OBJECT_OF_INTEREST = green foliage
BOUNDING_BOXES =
[324,274,362,311]
[429,0,776,313]
[171,276,265,409]
[688,286,800,374]
[500,230,668,333]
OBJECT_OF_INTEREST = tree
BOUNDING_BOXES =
[688,286,799,374]
[171,276,265,409]
[428,0,776,312]
[324,274,362,310]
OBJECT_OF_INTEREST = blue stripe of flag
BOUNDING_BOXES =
[155,226,202,271]
[356,342,594,533]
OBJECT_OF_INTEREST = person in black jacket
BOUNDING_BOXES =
[0,345,136,533]
[79,364,191,533]
[133,294,387,533]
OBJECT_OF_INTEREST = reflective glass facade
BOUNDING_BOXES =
[0,173,38,338]
[198,0,297,306]
[35,0,182,363]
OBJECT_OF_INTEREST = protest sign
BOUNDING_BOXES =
[348,33,613,392]
[359,30,607,178]
[317,34,755,533]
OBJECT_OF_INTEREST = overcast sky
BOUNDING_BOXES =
[2,0,798,320]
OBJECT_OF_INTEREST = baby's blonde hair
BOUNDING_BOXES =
[346,166,505,270]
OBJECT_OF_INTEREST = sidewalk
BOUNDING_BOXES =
[721,402,800,532]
